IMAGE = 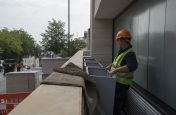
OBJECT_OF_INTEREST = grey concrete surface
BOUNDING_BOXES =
[6,71,42,93]
[9,51,84,115]
[0,71,6,93]
[41,58,68,74]
[91,0,113,66]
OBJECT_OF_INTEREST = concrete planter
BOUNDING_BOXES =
[83,56,94,60]
[86,67,109,77]
[41,58,68,75]
[84,58,97,63]
[93,76,116,115]
[84,61,103,68]
[6,71,42,93]
[84,57,116,115]
[86,66,116,115]
[83,50,90,56]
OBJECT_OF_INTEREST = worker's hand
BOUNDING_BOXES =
[105,66,110,70]
[108,70,117,75]
[107,70,112,77]
[105,64,112,70]
[107,70,111,74]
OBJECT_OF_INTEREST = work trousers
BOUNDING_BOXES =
[113,82,130,115]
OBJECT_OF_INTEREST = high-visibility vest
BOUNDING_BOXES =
[111,48,134,85]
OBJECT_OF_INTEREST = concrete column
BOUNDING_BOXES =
[90,0,113,66]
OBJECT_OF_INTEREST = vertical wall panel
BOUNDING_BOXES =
[133,9,149,89]
[131,17,139,54]
[164,0,176,109]
[114,0,176,110]
[148,0,166,102]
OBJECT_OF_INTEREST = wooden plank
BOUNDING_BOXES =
[9,85,82,115]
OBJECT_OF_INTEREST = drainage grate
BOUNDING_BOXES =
[125,88,162,115]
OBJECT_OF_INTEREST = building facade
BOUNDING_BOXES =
[91,0,176,111]
[84,28,91,50]
[23,56,39,67]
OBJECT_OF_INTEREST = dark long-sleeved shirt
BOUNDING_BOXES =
[115,44,138,72]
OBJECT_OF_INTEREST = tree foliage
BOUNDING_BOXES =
[41,19,67,54]
[41,19,86,57]
[0,28,41,61]
[70,38,86,56]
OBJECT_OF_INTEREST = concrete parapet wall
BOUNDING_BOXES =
[41,58,68,74]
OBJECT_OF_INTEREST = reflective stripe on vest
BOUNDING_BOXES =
[111,48,134,85]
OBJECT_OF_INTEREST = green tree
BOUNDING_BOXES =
[70,38,86,56]
[33,43,42,58]
[0,28,23,59]
[0,28,41,61]
[11,29,41,58]
[41,19,67,55]
[0,48,3,54]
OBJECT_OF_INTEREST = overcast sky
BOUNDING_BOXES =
[0,0,90,42]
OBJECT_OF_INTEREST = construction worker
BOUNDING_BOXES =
[106,29,138,115]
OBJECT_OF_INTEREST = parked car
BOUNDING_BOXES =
[24,65,31,70]
[26,66,31,70]
[3,59,16,75]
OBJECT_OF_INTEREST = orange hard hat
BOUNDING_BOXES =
[115,29,131,41]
